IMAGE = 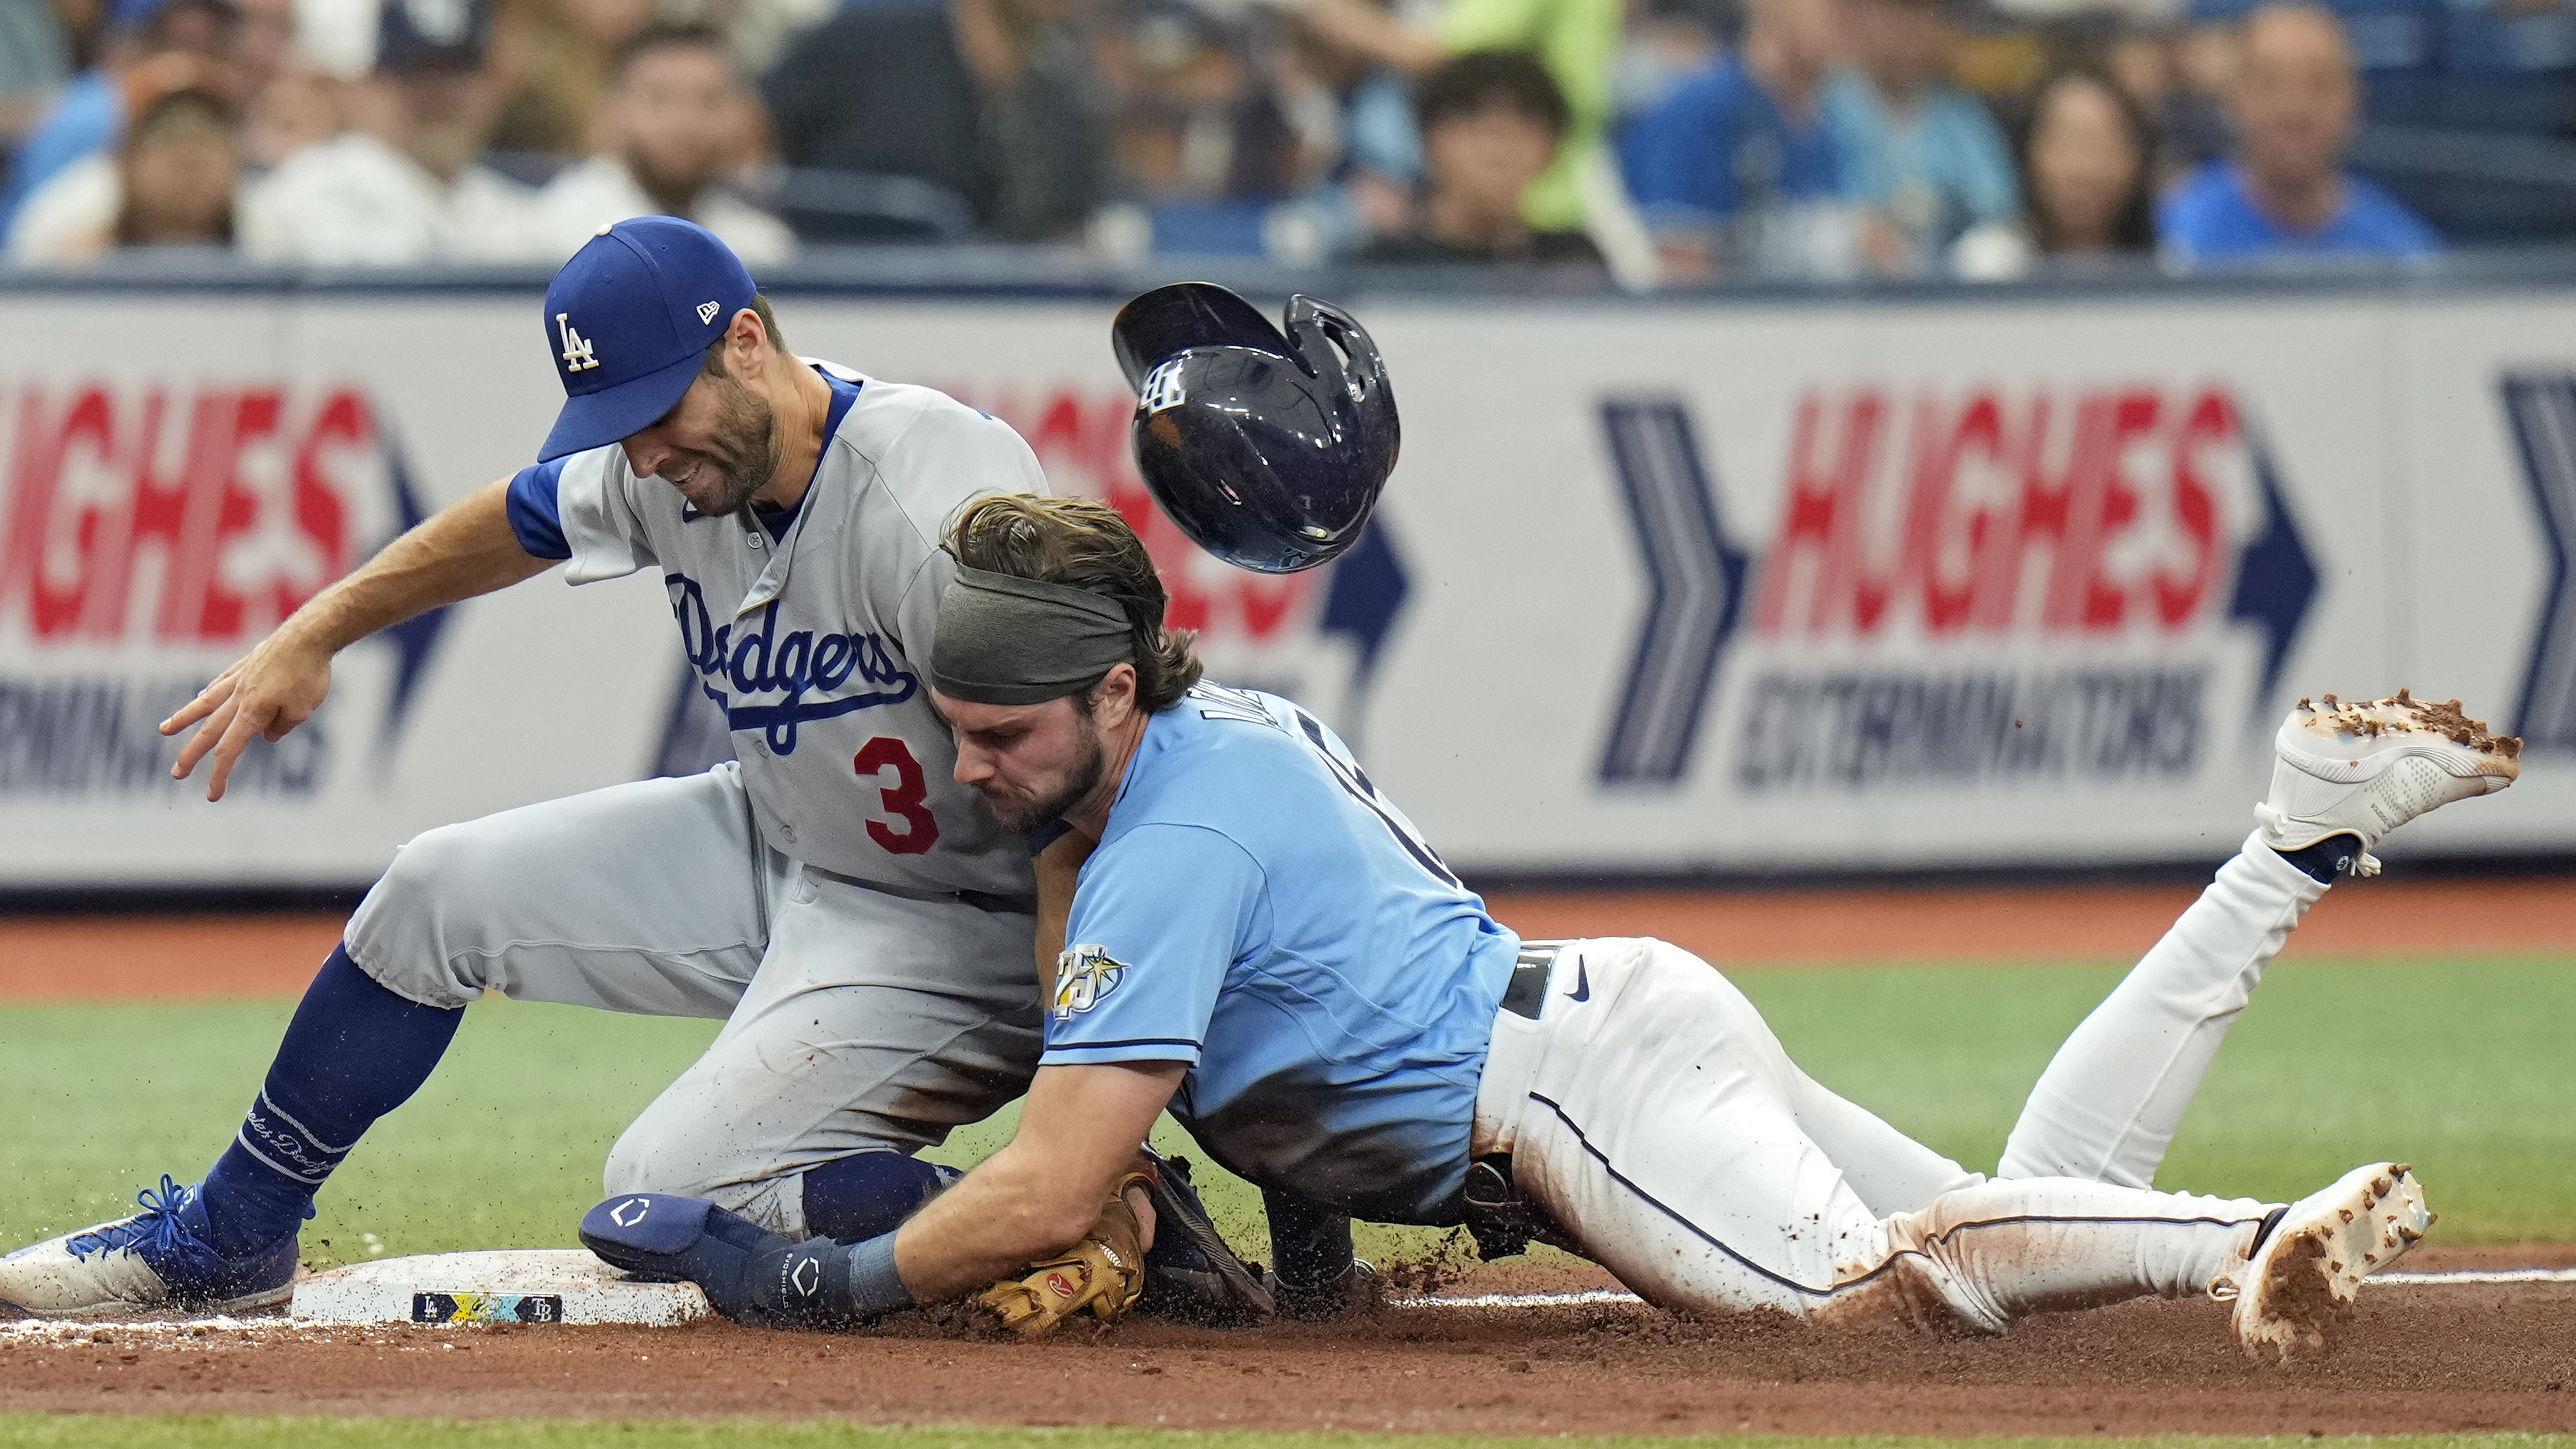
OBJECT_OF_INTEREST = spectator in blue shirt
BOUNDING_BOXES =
[2159,0,2440,266]
[1823,0,2015,274]
[1618,0,1853,282]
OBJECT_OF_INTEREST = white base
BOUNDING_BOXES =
[289,1249,711,1326]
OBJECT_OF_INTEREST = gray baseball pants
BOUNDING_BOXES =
[343,762,1042,1238]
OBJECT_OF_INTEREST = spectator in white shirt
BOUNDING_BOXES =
[235,0,541,264]
[532,23,791,264]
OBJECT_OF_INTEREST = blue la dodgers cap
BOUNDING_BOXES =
[538,217,758,463]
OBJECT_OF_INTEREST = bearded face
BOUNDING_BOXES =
[978,712,1105,834]
[656,367,778,517]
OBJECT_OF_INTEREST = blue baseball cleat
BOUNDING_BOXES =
[0,1177,304,1319]
[580,1193,852,1329]
[1132,1151,1274,1325]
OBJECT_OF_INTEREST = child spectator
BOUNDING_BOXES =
[1280,0,1623,236]
[1823,0,2016,272]
[2160,0,2441,265]
[1359,49,1603,267]
[532,23,789,261]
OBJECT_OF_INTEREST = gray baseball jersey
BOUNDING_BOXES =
[362,360,1060,1235]
[519,360,1048,896]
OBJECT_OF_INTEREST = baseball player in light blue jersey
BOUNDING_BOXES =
[0,220,1090,1320]
[585,493,2520,1360]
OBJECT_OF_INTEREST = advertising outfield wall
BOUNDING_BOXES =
[0,279,2570,886]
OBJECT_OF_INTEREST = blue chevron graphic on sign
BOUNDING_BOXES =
[2499,374,2576,751]
[2223,423,2320,729]
[1598,399,1750,785]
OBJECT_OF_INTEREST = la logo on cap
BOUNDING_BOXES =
[556,312,599,373]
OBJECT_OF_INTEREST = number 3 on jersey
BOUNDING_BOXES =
[853,736,940,855]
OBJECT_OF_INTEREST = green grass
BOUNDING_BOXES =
[1740,956,2576,1240]
[4,957,2574,1272]
[1,1426,2571,1449]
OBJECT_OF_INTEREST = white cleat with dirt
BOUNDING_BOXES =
[0,1177,301,1320]
[2258,691,2521,875]
[2214,1162,2431,1363]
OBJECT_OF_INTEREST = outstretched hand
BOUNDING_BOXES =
[160,628,334,801]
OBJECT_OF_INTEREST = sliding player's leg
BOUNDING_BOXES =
[2000,694,2518,1185]
[1490,938,2426,1358]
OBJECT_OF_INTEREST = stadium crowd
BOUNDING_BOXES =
[0,0,2563,283]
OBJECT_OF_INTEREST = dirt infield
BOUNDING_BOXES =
[4,876,2572,1002]
[1491,877,2576,968]
[4,1274,2574,1434]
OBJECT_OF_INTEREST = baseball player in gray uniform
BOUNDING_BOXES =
[0,218,1062,1318]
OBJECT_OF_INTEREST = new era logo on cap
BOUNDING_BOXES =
[535,218,757,463]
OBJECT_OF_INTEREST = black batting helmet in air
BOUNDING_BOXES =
[1111,282,1399,575]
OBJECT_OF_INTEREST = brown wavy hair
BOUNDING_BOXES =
[946,493,1203,712]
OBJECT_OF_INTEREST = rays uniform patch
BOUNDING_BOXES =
[1052,944,1127,1022]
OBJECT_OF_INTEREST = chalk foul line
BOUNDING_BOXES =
[6,1267,2570,1336]
[1389,1267,2576,1310]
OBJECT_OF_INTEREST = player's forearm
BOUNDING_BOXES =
[893,1145,1110,1300]
[281,480,554,655]
[892,1061,1183,1301]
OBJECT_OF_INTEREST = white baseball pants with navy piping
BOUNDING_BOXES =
[1472,833,2325,1328]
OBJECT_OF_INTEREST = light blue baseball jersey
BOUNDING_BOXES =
[1044,682,1520,1224]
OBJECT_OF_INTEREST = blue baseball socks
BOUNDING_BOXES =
[2274,833,2366,883]
[196,946,464,1259]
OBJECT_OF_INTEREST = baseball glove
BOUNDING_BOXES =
[975,1170,1152,1339]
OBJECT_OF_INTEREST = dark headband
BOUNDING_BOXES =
[930,560,1136,705]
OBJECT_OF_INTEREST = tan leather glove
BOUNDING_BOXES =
[974,1170,1151,1339]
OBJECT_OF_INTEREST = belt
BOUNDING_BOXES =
[803,864,1037,916]
[1472,941,1581,1261]
[1462,1152,1579,1261]
[1498,942,1563,1020]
